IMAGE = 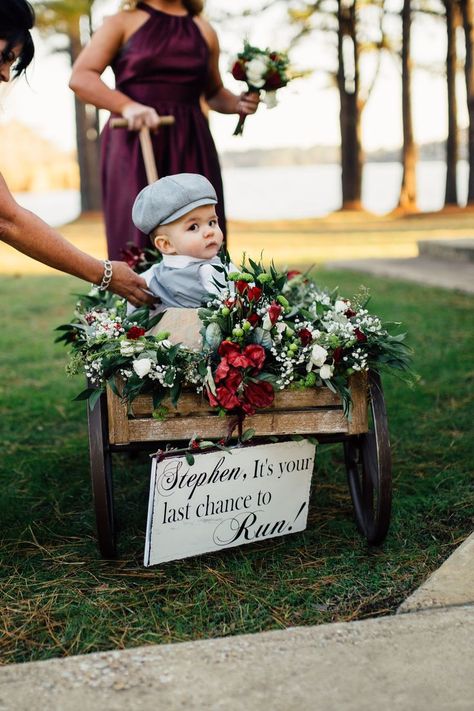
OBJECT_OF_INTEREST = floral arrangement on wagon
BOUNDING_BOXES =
[57,257,411,429]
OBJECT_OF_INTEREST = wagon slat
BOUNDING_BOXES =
[106,372,368,445]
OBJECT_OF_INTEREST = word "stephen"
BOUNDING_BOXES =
[157,456,242,500]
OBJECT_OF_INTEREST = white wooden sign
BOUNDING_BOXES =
[144,439,316,566]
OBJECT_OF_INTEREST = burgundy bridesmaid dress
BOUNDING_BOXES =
[100,2,226,260]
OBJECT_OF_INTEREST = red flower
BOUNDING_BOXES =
[354,328,367,342]
[345,308,357,318]
[218,341,251,369]
[267,301,282,325]
[127,326,146,339]
[298,328,312,346]
[235,280,249,295]
[214,357,230,382]
[215,385,241,410]
[248,313,260,327]
[242,380,274,415]
[224,297,236,308]
[231,60,247,81]
[121,245,145,269]
[265,70,284,90]
[206,386,218,407]
[226,367,244,390]
[218,340,239,357]
[191,440,201,450]
[243,344,266,371]
[287,270,302,280]
[333,346,343,364]
[247,286,263,303]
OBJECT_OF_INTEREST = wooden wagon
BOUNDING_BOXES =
[87,120,392,558]
[87,369,391,559]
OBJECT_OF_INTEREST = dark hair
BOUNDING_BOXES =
[0,0,35,77]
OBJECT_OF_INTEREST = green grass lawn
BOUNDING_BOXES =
[0,272,472,664]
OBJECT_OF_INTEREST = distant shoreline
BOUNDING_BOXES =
[221,140,462,169]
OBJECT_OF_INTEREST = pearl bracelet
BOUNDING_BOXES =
[98,259,113,291]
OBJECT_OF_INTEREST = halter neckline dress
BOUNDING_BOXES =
[101,2,226,260]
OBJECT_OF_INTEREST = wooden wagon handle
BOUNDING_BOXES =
[110,116,175,128]
[110,116,175,185]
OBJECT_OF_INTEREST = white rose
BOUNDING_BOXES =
[133,358,152,378]
[246,57,268,88]
[319,363,334,381]
[120,340,145,357]
[120,340,135,356]
[262,313,273,331]
[335,300,348,313]
[310,344,328,367]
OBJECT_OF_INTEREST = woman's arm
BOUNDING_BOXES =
[196,18,259,116]
[69,12,161,130]
[0,173,154,307]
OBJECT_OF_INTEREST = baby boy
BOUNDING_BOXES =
[131,173,236,310]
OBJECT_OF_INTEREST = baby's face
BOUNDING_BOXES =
[156,205,223,259]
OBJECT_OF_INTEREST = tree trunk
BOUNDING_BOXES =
[445,0,458,205]
[337,0,362,209]
[69,29,101,213]
[461,0,474,204]
[399,0,417,211]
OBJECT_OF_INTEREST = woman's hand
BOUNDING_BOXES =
[109,261,156,307]
[236,91,260,116]
[121,101,161,131]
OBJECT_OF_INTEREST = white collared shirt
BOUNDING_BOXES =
[161,254,238,296]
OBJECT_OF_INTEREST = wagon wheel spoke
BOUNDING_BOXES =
[344,370,392,545]
[87,384,117,558]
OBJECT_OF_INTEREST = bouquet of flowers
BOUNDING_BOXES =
[231,41,291,136]
[57,258,412,424]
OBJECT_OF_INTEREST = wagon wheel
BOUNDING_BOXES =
[87,388,117,558]
[344,370,392,545]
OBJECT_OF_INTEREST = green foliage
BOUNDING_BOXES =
[58,260,412,420]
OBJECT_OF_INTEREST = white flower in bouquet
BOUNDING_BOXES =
[262,312,273,331]
[133,358,153,378]
[120,340,145,357]
[246,57,268,88]
[231,42,292,135]
[307,344,328,370]
[319,363,334,380]
[335,299,348,313]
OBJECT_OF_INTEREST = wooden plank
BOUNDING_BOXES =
[129,385,342,417]
[107,373,370,444]
[347,371,369,435]
[106,385,130,445]
[128,409,349,442]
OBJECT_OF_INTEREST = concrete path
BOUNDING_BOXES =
[1,606,473,711]
[327,237,474,294]
[399,533,474,613]
[326,256,474,294]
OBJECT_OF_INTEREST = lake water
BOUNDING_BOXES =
[13,161,470,226]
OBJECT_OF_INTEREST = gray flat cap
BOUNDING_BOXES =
[132,173,218,234]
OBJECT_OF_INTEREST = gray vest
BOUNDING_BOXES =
[147,260,223,308]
